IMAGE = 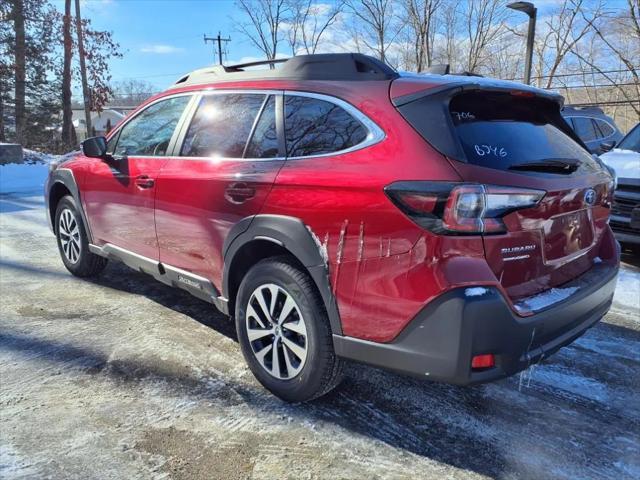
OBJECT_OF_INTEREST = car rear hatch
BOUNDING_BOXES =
[391,78,615,308]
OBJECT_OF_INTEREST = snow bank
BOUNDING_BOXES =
[0,163,49,194]
[22,148,60,165]
[614,265,640,315]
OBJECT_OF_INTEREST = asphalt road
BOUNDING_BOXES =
[1,191,639,480]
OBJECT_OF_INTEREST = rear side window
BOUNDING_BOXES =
[594,119,615,138]
[284,96,368,157]
[245,96,279,158]
[181,94,266,158]
[448,92,597,172]
[114,96,190,156]
[571,117,598,142]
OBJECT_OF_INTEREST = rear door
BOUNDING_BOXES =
[446,91,613,301]
[82,95,192,259]
[154,91,284,287]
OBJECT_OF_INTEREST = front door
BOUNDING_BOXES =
[82,95,193,260]
[154,91,284,289]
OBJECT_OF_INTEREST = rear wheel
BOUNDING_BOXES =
[235,257,343,402]
[55,195,107,277]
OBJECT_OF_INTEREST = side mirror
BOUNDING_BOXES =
[600,140,616,153]
[81,136,107,158]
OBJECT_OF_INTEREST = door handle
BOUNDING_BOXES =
[225,182,256,203]
[135,175,155,189]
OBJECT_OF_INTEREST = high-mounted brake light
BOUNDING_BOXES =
[385,182,545,235]
[510,90,535,98]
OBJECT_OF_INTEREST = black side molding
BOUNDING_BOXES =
[46,167,94,243]
[223,215,342,335]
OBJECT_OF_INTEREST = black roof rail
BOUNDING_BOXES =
[169,53,399,88]
[223,58,288,72]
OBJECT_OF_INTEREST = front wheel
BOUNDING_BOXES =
[55,195,107,277]
[235,257,344,402]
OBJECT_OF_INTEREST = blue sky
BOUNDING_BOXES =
[52,0,629,94]
[54,0,255,92]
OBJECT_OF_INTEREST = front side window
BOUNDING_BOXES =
[114,96,190,156]
[571,117,598,142]
[181,93,266,158]
[284,95,368,157]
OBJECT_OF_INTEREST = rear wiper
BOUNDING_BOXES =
[508,159,582,174]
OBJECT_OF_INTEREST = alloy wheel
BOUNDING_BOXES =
[245,283,308,380]
[58,208,81,264]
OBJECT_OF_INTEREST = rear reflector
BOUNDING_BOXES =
[471,354,495,369]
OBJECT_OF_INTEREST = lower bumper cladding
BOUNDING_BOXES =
[333,262,618,385]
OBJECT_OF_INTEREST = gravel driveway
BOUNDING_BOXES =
[1,191,639,480]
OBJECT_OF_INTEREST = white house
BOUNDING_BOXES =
[71,108,131,140]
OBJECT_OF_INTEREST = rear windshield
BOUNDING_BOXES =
[448,92,599,173]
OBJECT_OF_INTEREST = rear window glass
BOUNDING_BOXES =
[449,92,598,172]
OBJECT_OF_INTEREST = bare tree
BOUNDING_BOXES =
[110,80,158,106]
[12,0,26,145]
[61,0,75,148]
[74,0,91,136]
[345,0,399,62]
[402,0,441,71]
[461,0,509,73]
[539,0,602,88]
[235,0,290,61]
[287,0,344,55]
[570,1,640,116]
[435,0,460,68]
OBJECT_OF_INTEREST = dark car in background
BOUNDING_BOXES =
[562,106,624,155]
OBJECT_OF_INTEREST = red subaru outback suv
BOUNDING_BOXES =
[45,54,619,402]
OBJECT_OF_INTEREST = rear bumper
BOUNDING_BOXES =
[333,261,618,385]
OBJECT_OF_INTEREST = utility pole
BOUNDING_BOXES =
[203,33,231,65]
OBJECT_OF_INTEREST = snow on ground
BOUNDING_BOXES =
[0,149,68,195]
[0,163,49,195]
[613,265,640,314]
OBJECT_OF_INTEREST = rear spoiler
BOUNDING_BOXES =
[392,82,589,161]
[392,81,564,108]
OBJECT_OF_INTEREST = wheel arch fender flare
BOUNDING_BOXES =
[222,214,342,335]
[46,168,93,243]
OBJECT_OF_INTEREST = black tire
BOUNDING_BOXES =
[235,256,344,402]
[54,195,107,277]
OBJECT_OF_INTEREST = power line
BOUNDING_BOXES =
[203,33,231,65]
[567,100,640,107]
[506,68,640,82]
[548,82,639,90]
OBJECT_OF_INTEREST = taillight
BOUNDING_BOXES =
[385,182,545,235]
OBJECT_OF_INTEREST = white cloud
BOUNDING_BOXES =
[140,44,185,54]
